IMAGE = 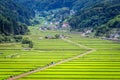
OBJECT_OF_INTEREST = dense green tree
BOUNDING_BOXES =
[95,25,110,36]
[14,35,23,42]
[68,0,120,33]
[55,34,60,39]
[0,0,34,41]
[0,0,35,25]
[22,38,30,44]
[29,41,33,48]
[22,37,33,48]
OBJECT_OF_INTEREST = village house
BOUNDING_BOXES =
[62,22,70,28]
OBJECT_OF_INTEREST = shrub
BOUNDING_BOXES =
[22,37,30,44]
[55,34,60,39]
[14,35,23,42]
[29,41,33,48]
[0,35,12,43]
[22,37,33,48]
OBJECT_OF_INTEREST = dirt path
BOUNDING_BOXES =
[62,38,92,49]
[7,39,95,80]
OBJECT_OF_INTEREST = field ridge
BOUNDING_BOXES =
[7,39,95,80]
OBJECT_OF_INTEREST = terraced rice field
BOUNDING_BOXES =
[19,33,120,80]
[0,50,85,80]
[0,28,86,80]
[0,27,120,80]
[22,50,120,80]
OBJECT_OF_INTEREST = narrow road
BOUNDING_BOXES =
[7,39,96,80]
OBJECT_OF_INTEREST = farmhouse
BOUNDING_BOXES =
[45,35,54,39]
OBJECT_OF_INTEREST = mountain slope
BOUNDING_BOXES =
[14,0,102,11]
[68,0,120,38]
[14,0,75,11]
[0,0,35,25]
[14,0,120,38]
[0,0,35,36]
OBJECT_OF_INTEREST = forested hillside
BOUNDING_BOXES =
[68,0,120,37]
[0,0,35,36]
[14,0,120,38]
[14,0,102,11]
[1,0,120,39]
[14,0,75,11]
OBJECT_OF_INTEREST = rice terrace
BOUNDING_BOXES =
[0,27,119,80]
[1,0,120,80]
